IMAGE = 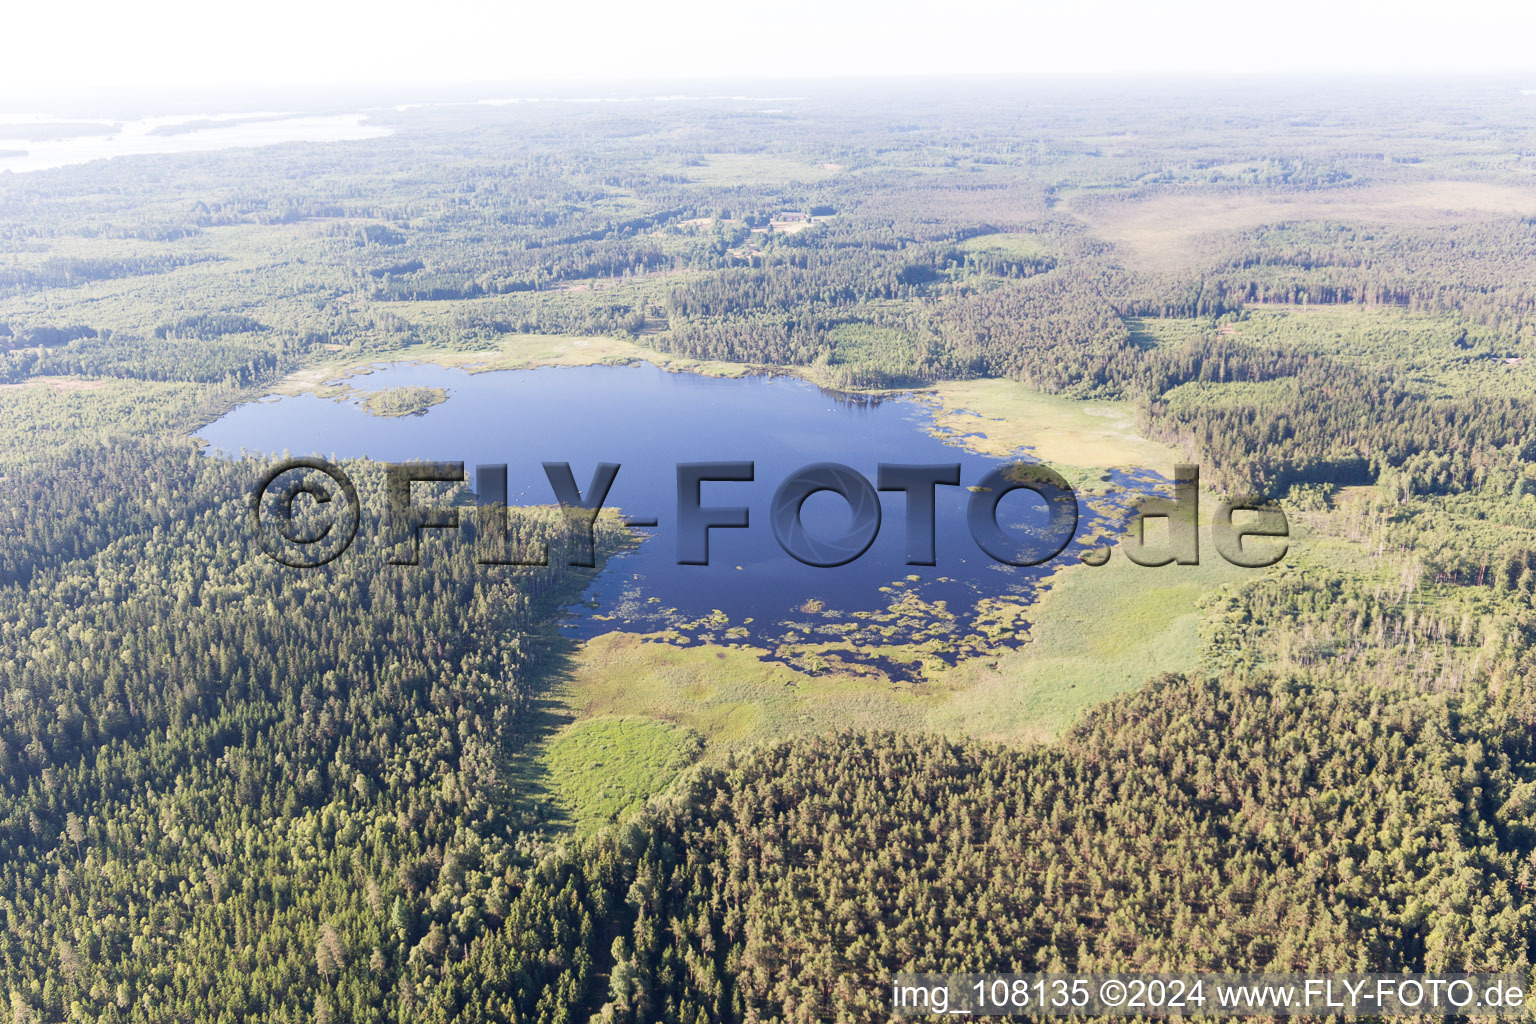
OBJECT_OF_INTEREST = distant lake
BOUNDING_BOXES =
[200,363,1156,677]
[0,112,392,173]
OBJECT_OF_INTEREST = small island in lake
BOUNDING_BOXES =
[361,386,447,417]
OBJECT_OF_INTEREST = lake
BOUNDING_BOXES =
[0,112,392,174]
[200,362,1158,677]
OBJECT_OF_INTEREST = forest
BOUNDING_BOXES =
[0,77,1535,1022]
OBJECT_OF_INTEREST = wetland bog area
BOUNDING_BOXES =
[201,357,1179,678]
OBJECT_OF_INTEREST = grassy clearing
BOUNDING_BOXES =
[1123,315,1211,350]
[957,232,1052,258]
[558,634,934,749]
[923,519,1254,744]
[685,153,841,185]
[921,378,1182,480]
[538,717,702,835]
[1226,306,1536,398]
[1073,181,1536,272]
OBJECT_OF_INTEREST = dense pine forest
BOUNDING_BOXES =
[1,79,1535,1022]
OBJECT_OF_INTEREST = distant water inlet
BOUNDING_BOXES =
[0,112,392,173]
[200,363,1162,680]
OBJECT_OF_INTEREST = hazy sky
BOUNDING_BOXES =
[5,0,1535,99]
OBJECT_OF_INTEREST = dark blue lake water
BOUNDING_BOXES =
[201,362,1156,677]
